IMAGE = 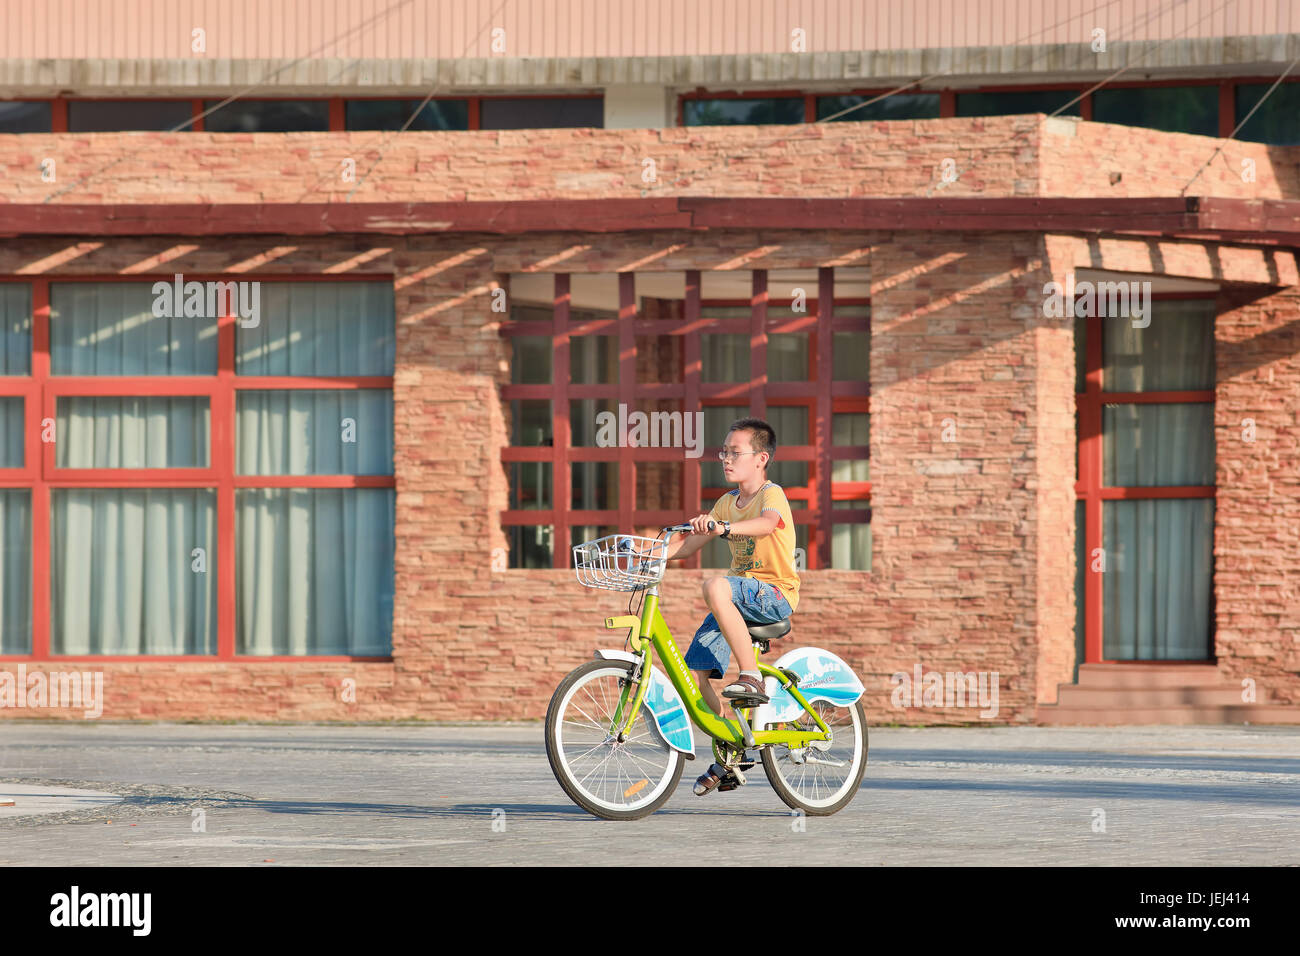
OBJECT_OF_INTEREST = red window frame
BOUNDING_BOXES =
[499,269,870,571]
[0,274,395,662]
[1074,292,1217,665]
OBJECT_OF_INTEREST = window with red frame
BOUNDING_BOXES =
[1074,296,1217,670]
[499,269,871,571]
[0,277,395,660]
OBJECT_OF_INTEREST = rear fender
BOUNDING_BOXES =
[592,649,695,757]
[753,647,865,725]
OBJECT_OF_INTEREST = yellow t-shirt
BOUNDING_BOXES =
[709,481,800,613]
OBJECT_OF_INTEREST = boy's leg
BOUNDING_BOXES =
[702,577,762,675]
[692,670,723,715]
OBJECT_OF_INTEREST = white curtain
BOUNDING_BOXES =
[1103,499,1215,659]
[236,390,392,474]
[56,397,209,468]
[50,282,217,375]
[0,490,31,652]
[0,397,22,467]
[236,282,394,376]
[236,488,394,655]
[52,489,217,654]
[0,283,30,374]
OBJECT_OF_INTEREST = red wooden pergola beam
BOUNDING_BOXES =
[5,197,1300,241]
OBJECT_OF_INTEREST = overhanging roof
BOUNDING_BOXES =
[3,197,1299,245]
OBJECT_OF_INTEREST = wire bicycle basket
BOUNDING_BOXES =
[572,533,669,592]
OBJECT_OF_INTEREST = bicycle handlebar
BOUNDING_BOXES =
[661,521,715,535]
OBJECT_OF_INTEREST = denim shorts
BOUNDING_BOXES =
[683,576,793,680]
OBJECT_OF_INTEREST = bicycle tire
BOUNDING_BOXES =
[545,658,686,821]
[760,697,868,816]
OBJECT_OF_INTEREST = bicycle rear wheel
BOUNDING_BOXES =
[545,659,685,821]
[760,697,867,816]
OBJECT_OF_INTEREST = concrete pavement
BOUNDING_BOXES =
[1,722,1297,865]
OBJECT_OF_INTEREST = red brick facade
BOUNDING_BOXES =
[1,116,1297,722]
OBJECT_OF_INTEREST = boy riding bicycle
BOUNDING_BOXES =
[663,417,800,795]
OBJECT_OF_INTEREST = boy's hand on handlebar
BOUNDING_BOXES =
[688,514,721,535]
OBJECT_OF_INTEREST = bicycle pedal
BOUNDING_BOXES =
[717,768,747,791]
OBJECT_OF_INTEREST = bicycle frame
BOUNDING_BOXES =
[605,591,832,751]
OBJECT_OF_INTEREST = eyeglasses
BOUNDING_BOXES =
[717,451,761,462]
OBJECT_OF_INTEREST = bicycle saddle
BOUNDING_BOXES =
[745,618,791,641]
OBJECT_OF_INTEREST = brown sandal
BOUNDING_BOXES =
[691,764,743,796]
[722,674,769,703]
[693,763,730,796]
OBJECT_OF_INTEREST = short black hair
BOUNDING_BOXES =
[727,417,776,467]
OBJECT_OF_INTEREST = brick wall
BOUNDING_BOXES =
[2,115,1295,206]
[1214,286,1300,705]
[1,115,1297,723]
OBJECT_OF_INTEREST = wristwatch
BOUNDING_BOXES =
[720,520,731,539]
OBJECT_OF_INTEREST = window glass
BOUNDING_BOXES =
[480,97,603,129]
[832,413,869,481]
[1102,498,1213,659]
[511,400,551,446]
[0,283,31,375]
[768,333,809,381]
[69,100,193,132]
[204,100,329,132]
[573,462,617,511]
[832,504,871,571]
[236,282,395,376]
[0,101,51,133]
[51,488,217,654]
[50,282,218,375]
[702,334,749,382]
[1103,299,1215,392]
[509,462,551,510]
[508,524,553,568]
[832,331,869,380]
[956,90,1081,117]
[1092,86,1218,137]
[1103,404,1214,486]
[345,99,469,131]
[571,335,617,384]
[1235,82,1300,145]
[236,488,393,654]
[57,397,210,468]
[0,398,21,467]
[818,93,940,122]
[511,336,551,384]
[0,490,31,651]
[237,390,393,475]
[683,98,804,126]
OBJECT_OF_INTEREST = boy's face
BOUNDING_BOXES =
[722,428,766,483]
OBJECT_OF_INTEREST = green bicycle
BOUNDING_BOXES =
[545,523,868,821]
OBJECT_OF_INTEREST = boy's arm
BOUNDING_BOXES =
[723,511,781,538]
[665,531,711,560]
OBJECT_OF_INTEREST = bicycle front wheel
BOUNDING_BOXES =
[760,697,867,816]
[545,659,685,821]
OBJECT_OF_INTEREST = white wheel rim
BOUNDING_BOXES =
[554,665,679,814]
[765,701,864,809]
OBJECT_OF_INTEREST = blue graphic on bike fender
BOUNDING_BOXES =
[592,650,695,756]
[752,647,865,725]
